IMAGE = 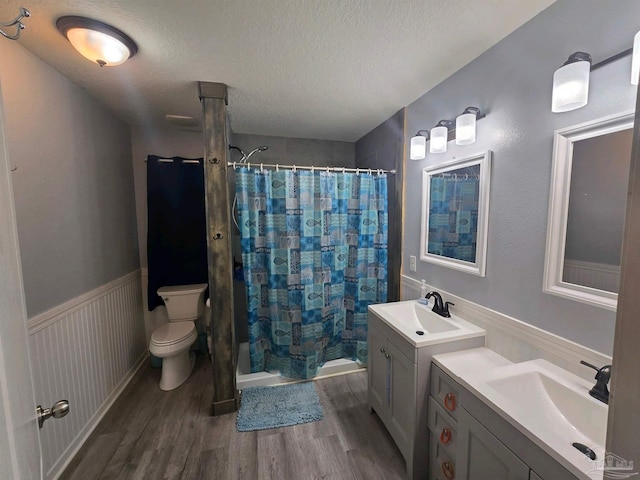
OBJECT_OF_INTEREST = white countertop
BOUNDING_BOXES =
[432,348,607,480]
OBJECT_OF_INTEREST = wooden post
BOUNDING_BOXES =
[198,82,238,415]
[606,85,640,466]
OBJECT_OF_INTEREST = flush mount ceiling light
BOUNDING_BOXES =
[56,16,138,67]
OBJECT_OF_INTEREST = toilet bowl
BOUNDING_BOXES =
[150,283,207,391]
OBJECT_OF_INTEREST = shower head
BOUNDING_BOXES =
[245,145,269,161]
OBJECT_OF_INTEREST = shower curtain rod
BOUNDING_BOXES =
[228,161,396,175]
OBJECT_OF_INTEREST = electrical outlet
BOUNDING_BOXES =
[409,255,417,272]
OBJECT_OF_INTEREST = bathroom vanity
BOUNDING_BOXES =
[367,300,485,480]
[430,348,607,480]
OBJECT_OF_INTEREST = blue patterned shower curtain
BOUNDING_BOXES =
[236,168,388,379]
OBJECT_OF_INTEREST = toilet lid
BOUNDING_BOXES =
[151,323,196,346]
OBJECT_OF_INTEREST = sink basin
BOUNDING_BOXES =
[479,359,608,475]
[375,301,459,333]
[368,300,485,347]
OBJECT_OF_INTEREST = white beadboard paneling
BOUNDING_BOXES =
[563,259,620,293]
[27,271,147,480]
[401,275,611,382]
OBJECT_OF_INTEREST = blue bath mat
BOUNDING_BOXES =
[237,382,323,432]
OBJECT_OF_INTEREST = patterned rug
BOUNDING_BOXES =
[236,382,324,432]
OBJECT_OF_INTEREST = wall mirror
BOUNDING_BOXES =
[420,151,491,276]
[543,111,634,311]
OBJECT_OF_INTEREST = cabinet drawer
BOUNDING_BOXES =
[431,365,461,419]
[429,433,457,480]
[428,396,457,458]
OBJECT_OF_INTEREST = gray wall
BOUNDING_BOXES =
[565,129,631,265]
[403,0,640,355]
[1,41,139,317]
[355,109,404,301]
[230,133,354,167]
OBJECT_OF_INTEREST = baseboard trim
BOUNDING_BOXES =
[50,352,148,480]
[28,270,141,334]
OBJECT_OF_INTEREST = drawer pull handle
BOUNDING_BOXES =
[444,392,457,411]
[442,461,455,479]
[380,347,386,354]
[440,428,452,445]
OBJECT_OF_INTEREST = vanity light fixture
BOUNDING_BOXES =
[632,31,640,85]
[553,39,640,112]
[430,120,453,154]
[455,107,481,145]
[410,130,429,160]
[552,52,592,113]
[409,107,485,159]
[56,16,138,67]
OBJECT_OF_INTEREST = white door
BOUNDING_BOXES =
[0,74,42,479]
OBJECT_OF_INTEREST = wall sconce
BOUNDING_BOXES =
[552,52,592,113]
[56,16,138,67]
[409,107,485,160]
[553,33,640,112]
[410,131,429,160]
[430,120,453,154]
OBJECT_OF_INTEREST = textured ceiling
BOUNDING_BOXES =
[5,0,554,141]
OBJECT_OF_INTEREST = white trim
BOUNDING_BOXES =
[543,111,633,312]
[420,151,491,277]
[28,270,141,334]
[49,354,147,480]
[401,275,611,380]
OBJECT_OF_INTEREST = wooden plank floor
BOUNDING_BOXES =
[60,355,408,480]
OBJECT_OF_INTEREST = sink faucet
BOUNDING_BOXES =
[425,291,454,318]
[580,360,611,404]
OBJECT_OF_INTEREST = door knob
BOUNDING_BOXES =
[36,400,70,428]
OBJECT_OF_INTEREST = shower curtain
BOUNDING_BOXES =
[147,156,208,310]
[236,168,388,379]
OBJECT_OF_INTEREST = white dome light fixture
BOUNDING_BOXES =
[552,52,592,113]
[56,16,138,67]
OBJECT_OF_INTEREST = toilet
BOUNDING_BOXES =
[150,283,207,391]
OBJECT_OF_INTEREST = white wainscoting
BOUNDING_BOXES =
[401,275,611,382]
[563,259,620,293]
[28,270,147,480]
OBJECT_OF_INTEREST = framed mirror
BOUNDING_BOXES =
[543,111,634,311]
[420,151,491,276]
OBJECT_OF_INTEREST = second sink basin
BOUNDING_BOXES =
[480,359,608,471]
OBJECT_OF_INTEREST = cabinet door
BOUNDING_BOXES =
[387,339,415,454]
[457,407,529,480]
[368,324,388,417]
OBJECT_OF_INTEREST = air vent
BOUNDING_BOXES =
[164,115,199,129]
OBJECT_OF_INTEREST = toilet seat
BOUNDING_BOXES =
[151,322,197,347]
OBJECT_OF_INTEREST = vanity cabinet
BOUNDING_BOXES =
[429,365,578,480]
[368,324,415,457]
[367,310,485,480]
[457,407,528,479]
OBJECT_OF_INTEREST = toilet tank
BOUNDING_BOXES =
[158,283,208,321]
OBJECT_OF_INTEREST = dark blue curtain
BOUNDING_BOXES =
[146,156,208,310]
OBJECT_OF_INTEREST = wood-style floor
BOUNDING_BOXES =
[60,355,408,480]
